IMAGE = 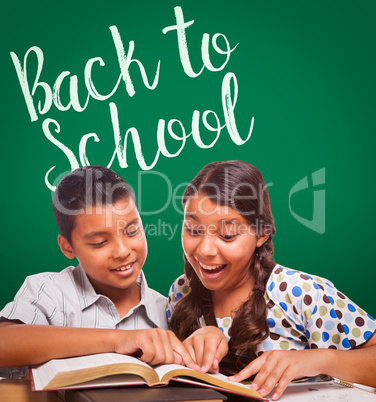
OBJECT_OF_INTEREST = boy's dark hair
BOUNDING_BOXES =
[52,165,135,245]
[170,160,276,369]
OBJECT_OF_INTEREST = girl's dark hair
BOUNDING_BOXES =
[52,165,135,245]
[169,160,276,361]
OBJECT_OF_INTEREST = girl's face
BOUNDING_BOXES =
[182,192,267,294]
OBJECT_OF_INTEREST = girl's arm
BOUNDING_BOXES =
[0,321,200,369]
[229,333,376,400]
[182,326,228,373]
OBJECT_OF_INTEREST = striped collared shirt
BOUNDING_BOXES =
[0,265,168,378]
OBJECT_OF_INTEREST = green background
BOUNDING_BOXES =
[1,0,375,317]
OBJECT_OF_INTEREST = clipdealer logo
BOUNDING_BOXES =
[288,168,326,234]
[51,167,326,238]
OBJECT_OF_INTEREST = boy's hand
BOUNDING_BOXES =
[183,326,228,373]
[229,350,324,400]
[113,328,200,370]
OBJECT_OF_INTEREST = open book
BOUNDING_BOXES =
[30,353,266,400]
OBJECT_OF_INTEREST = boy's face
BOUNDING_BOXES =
[59,197,147,298]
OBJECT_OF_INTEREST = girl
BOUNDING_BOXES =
[167,160,376,400]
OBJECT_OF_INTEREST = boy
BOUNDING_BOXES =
[0,166,197,378]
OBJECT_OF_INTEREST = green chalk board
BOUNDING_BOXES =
[1,0,375,319]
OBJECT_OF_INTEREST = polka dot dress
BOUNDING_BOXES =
[167,265,376,355]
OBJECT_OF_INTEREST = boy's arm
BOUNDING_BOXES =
[0,321,200,369]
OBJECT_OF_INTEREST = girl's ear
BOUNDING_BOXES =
[256,235,269,248]
[58,234,76,259]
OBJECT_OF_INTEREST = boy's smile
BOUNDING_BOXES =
[58,197,147,304]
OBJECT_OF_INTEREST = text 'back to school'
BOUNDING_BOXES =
[10,7,255,190]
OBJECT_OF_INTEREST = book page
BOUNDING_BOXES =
[153,363,188,380]
[57,374,147,390]
[51,353,150,372]
[153,365,264,399]
[154,364,252,390]
[32,353,152,390]
[177,371,256,391]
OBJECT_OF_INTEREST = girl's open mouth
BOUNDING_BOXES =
[197,260,227,275]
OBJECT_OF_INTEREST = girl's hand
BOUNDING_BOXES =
[229,349,326,400]
[183,326,228,373]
